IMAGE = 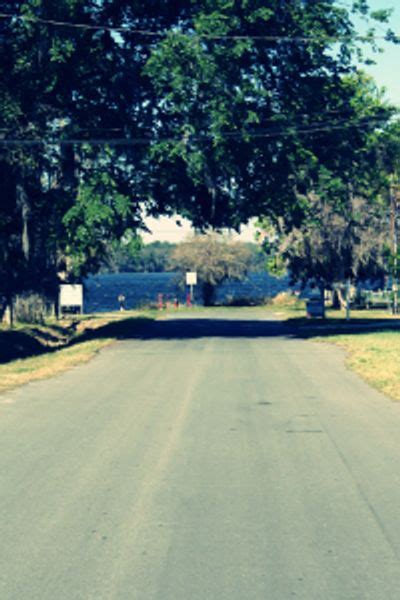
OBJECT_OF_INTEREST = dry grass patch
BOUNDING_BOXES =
[0,339,113,394]
[268,293,305,317]
[321,331,400,401]
[0,311,154,394]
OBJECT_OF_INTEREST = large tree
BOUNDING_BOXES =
[144,0,394,228]
[0,0,152,315]
[258,192,388,289]
[0,1,395,320]
[257,106,400,314]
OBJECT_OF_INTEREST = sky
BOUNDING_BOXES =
[142,0,400,244]
[363,0,400,105]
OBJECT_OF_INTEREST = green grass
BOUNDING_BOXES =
[325,308,400,320]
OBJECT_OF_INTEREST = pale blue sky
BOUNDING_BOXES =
[363,0,400,105]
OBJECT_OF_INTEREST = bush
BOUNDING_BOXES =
[221,296,260,307]
[271,292,303,308]
[13,293,54,324]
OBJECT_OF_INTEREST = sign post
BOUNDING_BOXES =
[59,284,84,315]
[186,272,197,304]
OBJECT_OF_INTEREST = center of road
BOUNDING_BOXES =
[2,309,400,599]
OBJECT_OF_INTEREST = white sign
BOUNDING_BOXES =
[186,272,197,285]
[59,284,83,313]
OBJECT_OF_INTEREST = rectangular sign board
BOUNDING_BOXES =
[59,284,83,313]
[186,272,197,285]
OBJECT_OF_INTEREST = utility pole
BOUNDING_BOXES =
[390,174,399,315]
[345,180,354,322]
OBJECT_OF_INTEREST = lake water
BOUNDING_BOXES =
[83,272,290,313]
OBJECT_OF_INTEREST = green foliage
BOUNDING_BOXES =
[258,192,388,288]
[144,0,394,228]
[102,241,176,273]
[102,239,264,274]
[62,172,138,276]
[369,9,392,23]
[0,0,397,316]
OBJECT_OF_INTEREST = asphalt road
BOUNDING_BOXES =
[2,308,400,599]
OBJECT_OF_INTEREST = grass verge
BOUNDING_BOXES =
[0,311,154,394]
[0,339,113,395]
[279,306,400,402]
[318,331,400,402]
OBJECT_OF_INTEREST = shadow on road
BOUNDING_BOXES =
[78,314,400,342]
[2,313,400,365]
[285,317,400,339]
[92,317,290,340]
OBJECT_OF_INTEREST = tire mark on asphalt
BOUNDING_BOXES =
[107,336,216,599]
[320,423,400,561]
[284,341,400,562]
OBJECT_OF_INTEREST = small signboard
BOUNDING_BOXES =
[186,272,197,286]
[59,284,83,315]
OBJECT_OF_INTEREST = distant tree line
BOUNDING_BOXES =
[101,239,266,275]
[102,241,176,273]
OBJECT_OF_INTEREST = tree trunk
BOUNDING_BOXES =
[332,288,341,309]
[345,278,351,321]
[16,181,30,261]
[202,282,216,306]
[336,287,347,311]
[6,294,14,328]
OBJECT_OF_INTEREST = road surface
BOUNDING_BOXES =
[2,308,400,599]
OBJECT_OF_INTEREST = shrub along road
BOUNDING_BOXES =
[2,308,400,599]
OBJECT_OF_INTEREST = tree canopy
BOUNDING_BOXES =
[258,193,388,289]
[144,2,394,228]
[0,0,397,316]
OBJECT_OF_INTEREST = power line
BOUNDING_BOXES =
[0,115,391,147]
[0,12,398,43]
[0,107,389,135]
